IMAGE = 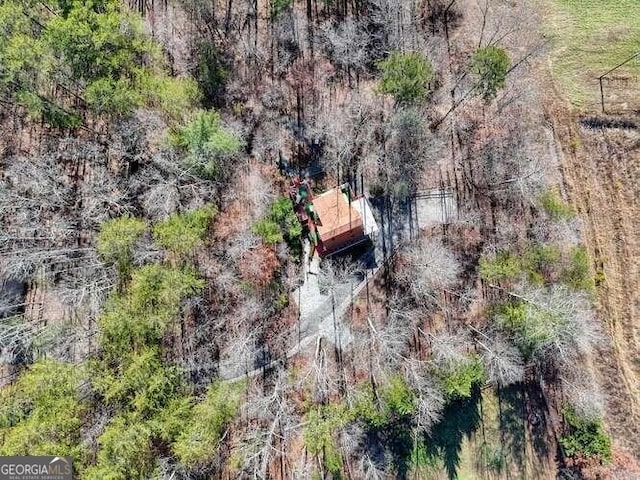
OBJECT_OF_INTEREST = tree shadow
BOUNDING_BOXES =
[497,383,526,472]
[424,388,482,480]
[524,380,553,461]
[362,417,416,479]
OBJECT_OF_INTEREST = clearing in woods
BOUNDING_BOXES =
[544,0,640,110]
[544,0,640,460]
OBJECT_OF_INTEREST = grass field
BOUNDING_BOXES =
[545,0,640,110]
[414,387,556,480]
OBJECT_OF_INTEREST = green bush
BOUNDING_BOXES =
[437,356,485,399]
[173,382,244,467]
[85,415,155,480]
[153,205,217,255]
[351,387,388,428]
[253,218,284,245]
[270,196,303,239]
[471,46,510,101]
[253,196,302,247]
[195,42,228,107]
[171,110,242,180]
[479,251,522,283]
[99,264,204,360]
[538,189,574,221]
[560,408,611,463]
[93,348,181,416]
[481,245,564,285]
[348,376,417,430]
[0,360,89,470]
[85,77,142,116]
[377,52,434,103]
[493,300,566,360]
[523,245,561,285]
[562,246,593,292]
[0,0,196,120]
[381,375,416,417]
[303,403,350,475]
[97,217,147,278]
[271,0,293,17]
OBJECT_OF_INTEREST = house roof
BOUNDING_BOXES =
[312,186,363,241]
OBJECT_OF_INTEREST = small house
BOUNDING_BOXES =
[311,184,378,256]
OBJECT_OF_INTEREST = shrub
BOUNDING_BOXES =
[382,375,416,417]
[93,348,181,416]
[377,52,434,103]
[173,382,244,467]
[97,216,147,281]
[479,251,522,283]
[270,196,303,239]
[153,205,216,255]
[253,196,302,247]
[351,376,416,427]
[493,285,599,363]
[539,189,574,221]
[471,46,509,101]
[85,77,142,115]
[171,110,242,181]
[523,244,561,285]
[85,415,155,480]
[253,218,284,245]
[0,360,89,469]
[560,408,611,463]
[1,0,197,120]
[437,356,485,399]
[271,0,292,18]
[562,246,593,292]
[303,403,350,475]
[99,264,204,359]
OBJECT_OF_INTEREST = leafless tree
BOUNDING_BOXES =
[319,18,370,74]
[368,0,422,52]
[352,306,412,381]
[382,108,435,201]
[356,454,387,480]
[395,236,461,306]
[429,330,471,367]
[558,364,605,422]
[310,91,381,181]
[500,284,604,367]
[239,371,299,478]
[475,329,525,387]
[405,359,446,433]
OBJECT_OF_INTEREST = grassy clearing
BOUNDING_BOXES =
[419,387,555,479]
[544,0,640,109]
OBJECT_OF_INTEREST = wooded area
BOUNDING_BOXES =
[1,0,638,478]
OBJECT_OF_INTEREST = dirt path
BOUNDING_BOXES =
[547,100,640,454]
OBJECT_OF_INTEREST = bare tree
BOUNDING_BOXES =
[429,330,471,366]
[240,371,299,479]
[405,359,446,433]
[395,237,461,306]
[558,364,606,422]
[498,283,604,367]
[368,0,422,52]
[319,18,370,74]
[476,330,525,387]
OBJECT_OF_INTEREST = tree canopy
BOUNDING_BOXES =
[377,52,434,103]
[470,46,510,101]
[0,0,197,125]
[171,110,242,180]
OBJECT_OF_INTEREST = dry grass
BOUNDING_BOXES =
[543,0,640,111]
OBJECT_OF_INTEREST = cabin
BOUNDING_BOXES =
[291,180,378,256]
